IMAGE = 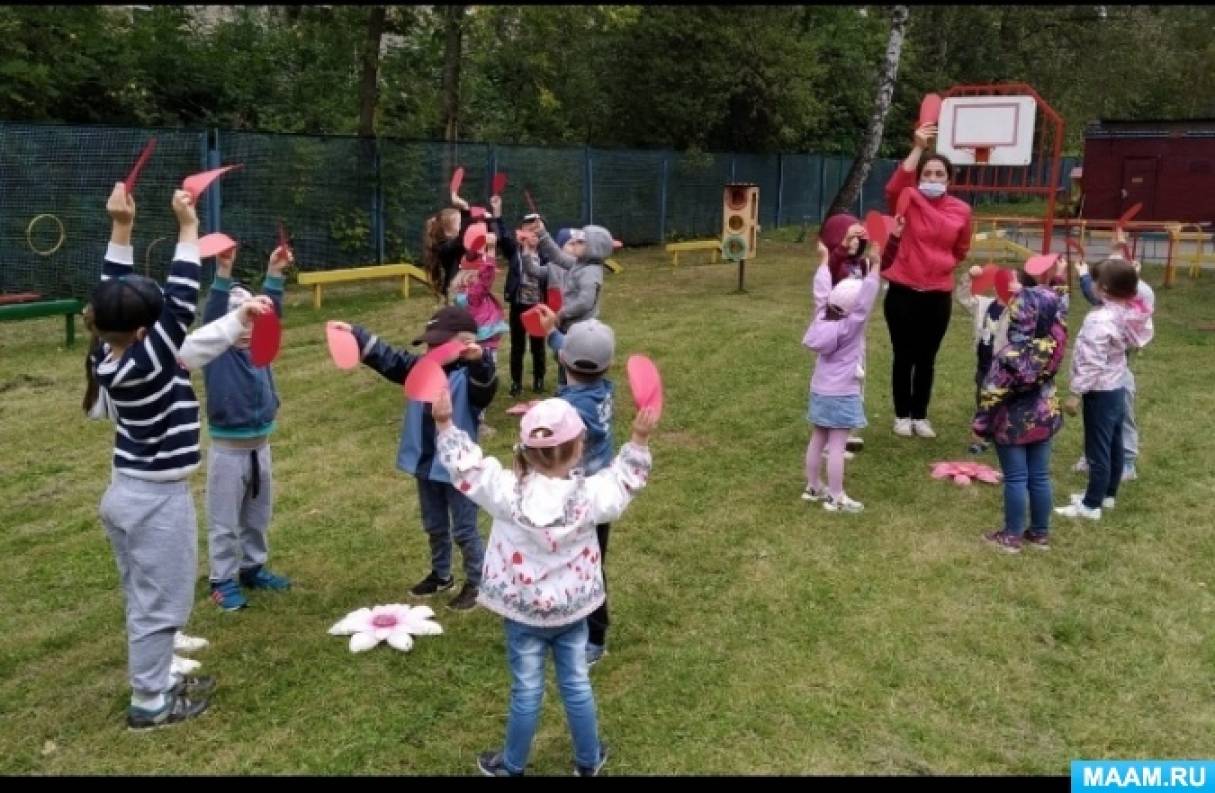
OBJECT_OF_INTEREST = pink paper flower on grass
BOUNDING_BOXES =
[328,604,443,653]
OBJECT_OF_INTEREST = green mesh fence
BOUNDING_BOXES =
[0,121,1082,302]
[0,123,208,301]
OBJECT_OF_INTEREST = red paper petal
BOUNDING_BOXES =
[249,310,281,368]
[1024,253,1060,277]
[450,166,465,195]
[1118,202,1143,227]
[198,232,239,259]
[918,93,942,127]
[626,355,663,419]
[864,210,888,249]
[492,172,507,196]
[424,339,466,366]
[123,138,157,196]
[521,306,546,338]
[182,164,242,201]
[546,287,563,312]
[994,269,1016,305]
[970,264,998,296]
[325,322,359,370]
[403,358,449,403]
[464,222,487,252]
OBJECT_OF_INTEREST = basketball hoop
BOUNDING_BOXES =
[958,147,991,165]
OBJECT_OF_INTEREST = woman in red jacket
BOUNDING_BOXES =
[881,123,972,439]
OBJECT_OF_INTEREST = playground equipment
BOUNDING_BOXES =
[665,240,720,267]
[296,263,432,309]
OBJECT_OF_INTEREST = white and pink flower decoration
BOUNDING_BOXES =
[328,604,443,653]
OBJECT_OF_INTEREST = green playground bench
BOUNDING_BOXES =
[0,296,85,346]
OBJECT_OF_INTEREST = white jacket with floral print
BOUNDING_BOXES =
[436,426,652,628]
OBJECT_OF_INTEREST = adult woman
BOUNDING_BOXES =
[882,123,973,438]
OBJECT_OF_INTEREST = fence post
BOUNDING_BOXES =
[375,143,385,265]
[584,146,593,225]
[730,155,737,182]
[207,129,221,236]
[818,156,828,222]
[659,154,669,244]
[488,145,497,203]
[775,154,784,228]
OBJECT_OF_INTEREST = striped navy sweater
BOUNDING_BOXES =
[92,241,203,481]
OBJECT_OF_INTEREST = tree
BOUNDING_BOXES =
[357,6,388,138]
[826,5,909,217]
[440,5,466,142]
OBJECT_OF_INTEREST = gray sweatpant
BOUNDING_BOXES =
[206,443,273,583]
[100,471,197,698]
[1122,367,1139,466]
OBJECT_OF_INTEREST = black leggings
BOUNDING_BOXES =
[884,282,953,420]
[507,301,547,387]
[587,523,610,646]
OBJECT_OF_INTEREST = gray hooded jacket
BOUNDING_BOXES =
[536,225,611,331]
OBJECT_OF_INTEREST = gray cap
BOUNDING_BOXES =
[559,319,615,374]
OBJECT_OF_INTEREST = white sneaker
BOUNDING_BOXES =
[1121,466,1138,482]
[801,486,825,502]
[822,449,856,461]
[171,655,201,675]
[173,632,209,653]
[911,420,937,438]
[1072,457,1089,473]
[1070,493,1115,510]
[823,493,864,513]
[846,436,864,452]
[893,418,913,437]
[1055,502,1101,520]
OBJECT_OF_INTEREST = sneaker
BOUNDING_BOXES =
[1072,457,1089,474]
[509,381,523,398]
[478,751,524,777]
[1055,502,1101,520]
[822,449,856,461]
[1023,531,1051,550]
[127,690,209,731]
[893,418,913,437]
[171,674,216,698]
[574,746,609,777]
[239,565,291,591]
[586,642,606,667]
[210,579,248,612]
[448,582,479,611]
[533,378,546,395]
[967,440,990,455]
[479,422,497,438]
[1069,493,1115,510]
[1121,466,1138,482]
[823,493,864,513]
[171,655,201,676]
[983,531,1023,554]
[845,436,864,453]
[173,632,209,653]
[801,486,825,502]
[911,419,937,439]
[409,572,455,597]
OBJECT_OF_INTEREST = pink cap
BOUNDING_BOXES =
[520,398,586,448]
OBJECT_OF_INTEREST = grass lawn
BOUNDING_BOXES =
[2,235,1213,774]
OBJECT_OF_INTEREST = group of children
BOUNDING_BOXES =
[83,181,645,776]
[801,213,1156,554]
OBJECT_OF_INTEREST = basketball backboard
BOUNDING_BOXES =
[935,95,1037,166]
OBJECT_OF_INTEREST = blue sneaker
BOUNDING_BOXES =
[239,565,291,591]
[210,579,248,612]
[477,751,524,777]
[586,642,606,667]
[574,745,609,777]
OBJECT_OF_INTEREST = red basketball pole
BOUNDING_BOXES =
[942,83,1065,255]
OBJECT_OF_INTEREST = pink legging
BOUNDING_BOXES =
[805,427,852,498]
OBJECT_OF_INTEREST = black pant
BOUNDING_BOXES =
[507,301,547,387]
[884,282,953,420]
[1082,389,1126,509]
[587,523,610,646]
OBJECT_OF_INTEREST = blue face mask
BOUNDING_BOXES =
[918,181,947,199]
[453,293,469,308]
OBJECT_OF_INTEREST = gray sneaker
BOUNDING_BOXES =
[127,690,209,731]
[448,582,479,611]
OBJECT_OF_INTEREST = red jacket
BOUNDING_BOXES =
[882,166,972,293]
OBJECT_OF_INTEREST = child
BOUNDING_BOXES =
[1055,257,1154,520]
[525,226,578,389]
[449,234,510,366]
[972,275,1069,553]
[422,207,464,301]
[801,262,882,512]
[199,244,294,611]
[955,265,1015,455]
[334,306,498,610]
[529,220,611,334]
[812,214,877,459]
[497,200,549,398]
[1070,242,1155,481]
[86,183,216,729]
[432,390,657,777]
[533,304,616,667]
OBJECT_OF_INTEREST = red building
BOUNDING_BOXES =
[1080,119,1215,223]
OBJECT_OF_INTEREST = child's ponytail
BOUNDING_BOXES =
[81,304,102,415]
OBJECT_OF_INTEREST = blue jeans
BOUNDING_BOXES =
[995,440,1053,538]
[501,618,601,774]
[415,479,483,586]
[1083,389,1126,509]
